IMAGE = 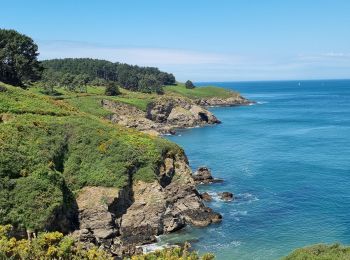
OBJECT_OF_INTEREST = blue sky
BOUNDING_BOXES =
[2,0,350,81]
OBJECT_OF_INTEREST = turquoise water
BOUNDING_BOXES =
[165,80,350,260]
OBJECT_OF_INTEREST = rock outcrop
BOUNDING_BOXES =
[102,98,220,135]
[73,154,221,258]
[192,167,223,185]
[218,192,234,201]
[200,192,213,202]
[195,95,253,107]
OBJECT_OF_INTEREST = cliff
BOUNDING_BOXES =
[0,83,223,258]
[102,96,220,135]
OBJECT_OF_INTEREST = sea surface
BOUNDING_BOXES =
[162,80,350,260]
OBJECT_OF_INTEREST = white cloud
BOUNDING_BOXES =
[38,40,229,66]
[37,40,350,81]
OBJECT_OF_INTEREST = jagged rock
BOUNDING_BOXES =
[73,152,222,258]
[200,192,213,202]
[192,167,223,184]
[218,192,234,201]
[76,187,120,241]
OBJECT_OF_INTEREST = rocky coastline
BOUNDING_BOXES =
[71,95,249,258]
[102,94,253,136]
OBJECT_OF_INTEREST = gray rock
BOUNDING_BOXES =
[192,167,223,184]
[218,192,234,201]
[200,192,213,202]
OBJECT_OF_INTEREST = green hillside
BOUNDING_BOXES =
[0,83,181,232]
[164,83,240,99]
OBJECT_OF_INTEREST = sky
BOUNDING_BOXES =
[1,0,350,81]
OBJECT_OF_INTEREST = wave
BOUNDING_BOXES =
[201,240,242,251]
[138,242,170,254]
[235,192,259,204]
[230,209,248,221]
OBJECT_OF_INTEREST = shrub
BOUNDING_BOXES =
[282,243,350,260]
[0,225,113,259]
[105,82,120,96]
[185,80,195,89]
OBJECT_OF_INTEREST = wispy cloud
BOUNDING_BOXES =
[37,40,350,81]
[38,40,229,66]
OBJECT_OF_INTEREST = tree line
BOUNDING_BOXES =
[41,58,176,94]
[0,29,177,94]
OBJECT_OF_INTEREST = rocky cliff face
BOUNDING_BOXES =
[102,98,220,135]
[72,153,221,258]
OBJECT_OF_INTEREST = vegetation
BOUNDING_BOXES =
[131,243,214,260]
[0,29,42,86]
[0,83,182,233]
[185,80,195,89]
[0,225,213,260]
[282,244,350,260]
[104,82,120,96]
[165,83,239,99]
[41,58,176,93]
[0,225,113,259]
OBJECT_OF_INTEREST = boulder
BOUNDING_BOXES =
[192,167,223,184]
[200,192,213,202]
[218,192,234,201]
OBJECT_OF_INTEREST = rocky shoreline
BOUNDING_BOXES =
[71,95,249,258]
[102,94,253,136]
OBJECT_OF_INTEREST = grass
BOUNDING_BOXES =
[164,83,239,99]
[282,244,350,260]
[0,83,182,231]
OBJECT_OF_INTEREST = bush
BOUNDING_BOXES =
[0,225,113,259]
[185,80,195,89]
[282,243,350,260]
[105,82,120,96]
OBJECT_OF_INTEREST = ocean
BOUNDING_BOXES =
[162,80,350,259]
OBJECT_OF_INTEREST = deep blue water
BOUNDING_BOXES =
[163,80,350,260]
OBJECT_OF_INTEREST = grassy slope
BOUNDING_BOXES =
[0,83,181,230]
[164,83,240,99]
[282,244,350,260]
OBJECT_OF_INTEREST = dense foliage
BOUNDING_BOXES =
[0,84,182,232]
[41,58,176,93]
[0,225,113,259]
[282,244,350,260]
[0,29,42,86]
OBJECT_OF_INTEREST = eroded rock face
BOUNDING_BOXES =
[101,98,220,135]
[73,155,222,258]
[74,187,121,241]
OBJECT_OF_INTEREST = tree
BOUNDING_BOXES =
[138,74,163,94]
[73,74,89,93]
[104,82,120,96]
[0,29,42,86]
[185,80,195,89]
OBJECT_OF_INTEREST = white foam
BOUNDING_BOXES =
[236,192,259,204]
[139,243,168,254]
